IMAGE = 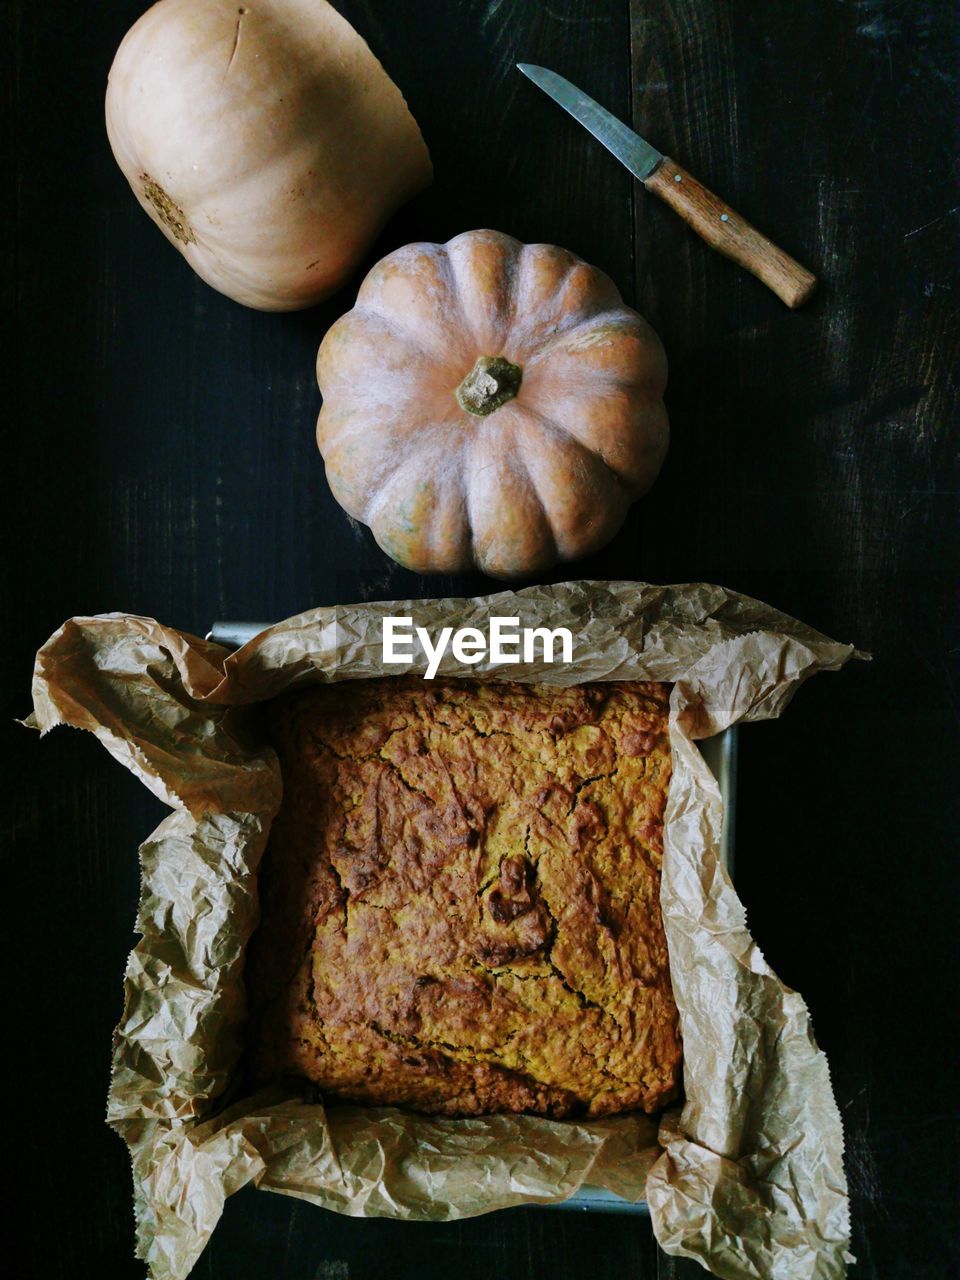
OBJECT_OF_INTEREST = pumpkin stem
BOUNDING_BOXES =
[456,356,523,416]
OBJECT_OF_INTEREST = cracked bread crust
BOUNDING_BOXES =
[246,678,681,1118]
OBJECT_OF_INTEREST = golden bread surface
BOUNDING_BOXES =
[247,678,680,1118]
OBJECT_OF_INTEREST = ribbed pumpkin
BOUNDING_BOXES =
[316,230,669,578]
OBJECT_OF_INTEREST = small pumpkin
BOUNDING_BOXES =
[106,0,431,311]
[316,230,669,578]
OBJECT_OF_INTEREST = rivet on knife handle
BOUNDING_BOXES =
[646,159,817,309]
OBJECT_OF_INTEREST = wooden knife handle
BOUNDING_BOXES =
[645,157,817,308]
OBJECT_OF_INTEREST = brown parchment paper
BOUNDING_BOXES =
[29,581,858,1280]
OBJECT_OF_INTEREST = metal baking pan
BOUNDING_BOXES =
[207,620,738,1215]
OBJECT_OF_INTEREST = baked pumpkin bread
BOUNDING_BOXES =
[246,677,680,1118]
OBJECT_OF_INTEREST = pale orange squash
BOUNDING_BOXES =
[106,0,431,311]
[316,230,669,578]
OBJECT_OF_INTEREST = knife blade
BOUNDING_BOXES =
[517,63,817,309]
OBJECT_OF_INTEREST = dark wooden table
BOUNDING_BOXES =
[6,2,958,1277]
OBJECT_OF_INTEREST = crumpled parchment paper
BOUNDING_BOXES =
[28,581,858,1280]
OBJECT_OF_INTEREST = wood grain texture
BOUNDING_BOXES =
[628,3,959,1277]
[5,0,958,1278]
[645,158,817,306]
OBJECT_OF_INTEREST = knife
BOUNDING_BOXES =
[517,63,817,309]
